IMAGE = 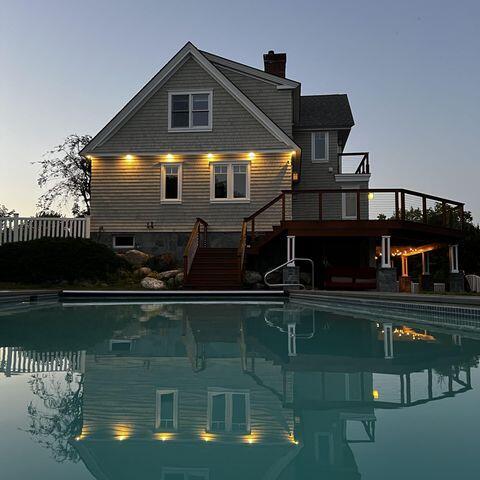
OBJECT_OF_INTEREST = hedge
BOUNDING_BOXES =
[0,238,127,283]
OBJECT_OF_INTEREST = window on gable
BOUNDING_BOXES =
[312,131,329,162]
[161,164,182,202]
[169,91,212,131]
[211,162,249,202]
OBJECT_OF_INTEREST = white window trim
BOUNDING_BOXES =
[341,185,359,220]
[311,131,329,163]
[206,388,251,434]
[161,163,183,203]
[112,235,135,249]
[209,161,250,203]
[109,339,133,352]
[168,90,213,132]
[155,389,179,430]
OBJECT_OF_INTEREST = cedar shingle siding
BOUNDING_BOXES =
[95,56,285,153]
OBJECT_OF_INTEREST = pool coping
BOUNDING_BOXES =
[289,290,480,307]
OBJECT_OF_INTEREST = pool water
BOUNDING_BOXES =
[1,299,479,479]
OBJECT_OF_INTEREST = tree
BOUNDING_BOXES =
[35,134,92,216]
[0,204,16,216]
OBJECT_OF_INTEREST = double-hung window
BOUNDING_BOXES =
[342,185,358,220]
[211,163,249,202]
[207,389,250,433]
[161,164,182,203]
[311,131,329,162]
[168,91,212,131]
[156,389,178,430]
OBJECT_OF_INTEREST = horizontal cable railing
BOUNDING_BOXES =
[0,214,90,245]
[241,188,464,249]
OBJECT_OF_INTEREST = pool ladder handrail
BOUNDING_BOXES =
[264,257,314,290]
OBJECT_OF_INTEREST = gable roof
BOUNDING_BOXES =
[81,42,300,155]
[200,50,300,89]
[295,94,354,129]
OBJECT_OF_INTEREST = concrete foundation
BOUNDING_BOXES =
[449,272,465,293]
[376,268,397,292]
[92,231,240,260]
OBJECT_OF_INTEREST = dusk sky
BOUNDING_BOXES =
[1,0,479,220]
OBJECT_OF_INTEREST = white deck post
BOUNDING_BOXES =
[287,235,295,267]
[84,216,91,239]
[422,252,430,275]
[449,244,459,273]
[13,213,19,242]
[383,323,394,359]
[381,235,391,268]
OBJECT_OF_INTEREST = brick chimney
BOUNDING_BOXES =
[263,50,286,78]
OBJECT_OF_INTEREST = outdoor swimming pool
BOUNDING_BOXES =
[1,298,479,479]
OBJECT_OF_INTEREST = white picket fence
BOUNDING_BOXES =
[466,274,480,293]
[0,214,90,246]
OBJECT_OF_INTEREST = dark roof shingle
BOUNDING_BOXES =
[296,94,354,129]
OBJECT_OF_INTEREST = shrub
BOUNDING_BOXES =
[0,238,128,284]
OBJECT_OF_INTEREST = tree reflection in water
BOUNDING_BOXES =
[25,371,84,463]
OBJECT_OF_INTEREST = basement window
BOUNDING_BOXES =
[168,91,212,131]
[113,235,135,249]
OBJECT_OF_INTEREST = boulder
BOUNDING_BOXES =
[175,272,184,286]
[124,249,151,268]
[140,277,166,290]
[134,267,152,278]
[166,277,176,289]
[158,269,182,281]
[244,270,263,285]
[146,252,176,272]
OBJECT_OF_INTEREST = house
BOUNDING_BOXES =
[80,42,464,290]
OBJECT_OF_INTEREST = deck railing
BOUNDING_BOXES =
[338,152,370,174]
[0,347,86,377]
[0,214,90,246]
[183,218,208,279]
[241,188,464,243]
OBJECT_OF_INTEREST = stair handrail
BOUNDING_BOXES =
[237,220,248,279]
[183,218,208,279]
[264,257,314,290]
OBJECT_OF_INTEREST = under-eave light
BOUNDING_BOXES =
[368,192,375,201]
[166,153,174,161]
[125,154,134,162]
[373,389,380,400]
[248,152,255,160]
[207,153,214,159]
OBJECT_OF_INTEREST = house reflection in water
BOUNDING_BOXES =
[64,303,478,480]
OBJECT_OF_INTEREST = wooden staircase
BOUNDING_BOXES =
[183,247,242,290]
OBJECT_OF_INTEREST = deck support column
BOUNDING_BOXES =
[448,244,464,292]
[399,255,412,293]
[383,323,394,359]
[287,235,296,267]
[420,252,432,291]
[377,236,397,292]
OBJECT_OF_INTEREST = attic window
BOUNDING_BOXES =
[168,91,212,131]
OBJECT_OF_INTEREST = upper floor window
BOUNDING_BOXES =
[161,163,182,203]
[168,91,212,131]
[210,162,249,202]
[311,131,329,163]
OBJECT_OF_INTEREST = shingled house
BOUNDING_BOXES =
[81,42,464,291]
